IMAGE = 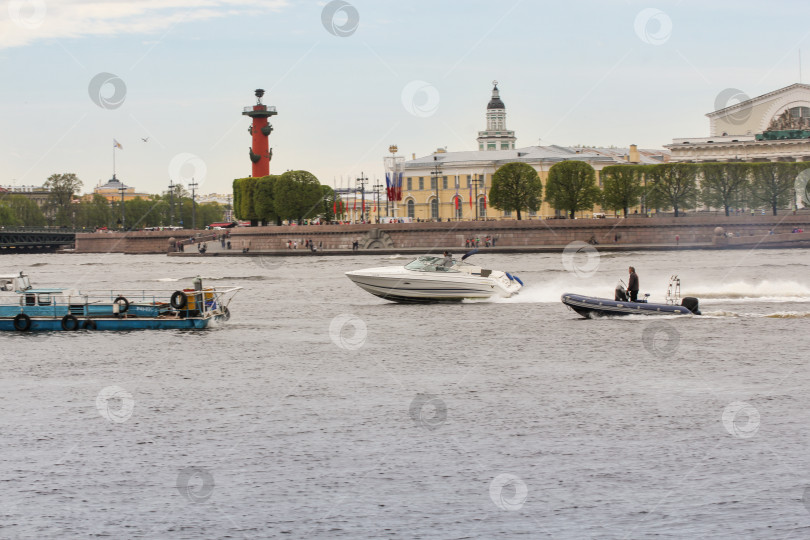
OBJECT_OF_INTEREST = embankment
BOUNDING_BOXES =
[73,214,810,254]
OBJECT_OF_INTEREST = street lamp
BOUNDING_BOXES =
[168,179,174,227]
[373,182,383,223]
[430,160,442,221]
[356,173,368,223]
[118,185,126,230]
[189,178,198,230]
[471,174,483,221]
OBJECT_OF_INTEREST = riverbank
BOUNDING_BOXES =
[75,214,810,255]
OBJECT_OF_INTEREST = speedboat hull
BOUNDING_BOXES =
[346,265,522,303]
[561,293,700,318]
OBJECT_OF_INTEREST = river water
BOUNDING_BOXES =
[1,248,810,539]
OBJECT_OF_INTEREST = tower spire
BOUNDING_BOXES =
[476,81,516,151]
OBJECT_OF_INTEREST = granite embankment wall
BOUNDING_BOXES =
[74,215,810,254]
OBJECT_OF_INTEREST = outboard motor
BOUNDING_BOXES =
[615,284,628,302]
[681,297,700,315]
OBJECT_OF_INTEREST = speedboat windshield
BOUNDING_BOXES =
[404,256,458,272]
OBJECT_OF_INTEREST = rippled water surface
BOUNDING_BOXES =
[2,249,810,539]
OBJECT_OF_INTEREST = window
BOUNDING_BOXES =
[466,175,472,188]
[503,209,512,217]
[418,177,424,190]
[479,144,484,150]
[430,199,438,220]
[442,176,448,190]
[430,176,437,190]
[455,197,463,219]
[407,177,412,191]
[407,199,415,218]
[501,143,509,150]
[479,198,487,219]
[487,143,496,150]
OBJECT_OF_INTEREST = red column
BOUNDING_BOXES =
[251,108,269,177]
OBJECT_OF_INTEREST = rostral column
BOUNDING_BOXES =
[242,88,277,177]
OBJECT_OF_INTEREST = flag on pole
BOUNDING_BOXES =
[385,173,391,200]
[113,139,123,149]
[469,175,473,209]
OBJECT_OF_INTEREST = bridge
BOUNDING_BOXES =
[0,228,76,252]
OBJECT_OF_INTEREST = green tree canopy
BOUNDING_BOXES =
[254,175,280,225]
[75,194,113,229]
[273,170,324,223]
[1,194,46,226]
[488,162,543,220]
[545,161,601,219]
[44,173,83,225]
[600,165,644,217]
[320,184,337,222]
[647,163,699,217]
[751,162,796,215]
[0,202,20,226]
[700,163,751,216]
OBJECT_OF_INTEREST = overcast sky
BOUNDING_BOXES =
[1,0,808,195]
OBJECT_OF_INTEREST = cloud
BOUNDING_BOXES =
[1,0,289,49]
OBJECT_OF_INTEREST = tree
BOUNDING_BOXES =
[273,170,324,223]
[254,175,280,225]
[601,165,643,216]
[197,203,225,227]
[545,161,601,219]
[488,162,543,220]
[239,177,259,225]
[43,173,83,225]
[647,163,699,217]
[320,185,338,222]
[700,163,751,216]
[751,162,796,216]
[75,194,113,229]
[0,202,20,226]
[1,194,46,226]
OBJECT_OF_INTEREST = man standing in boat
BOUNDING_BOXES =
[627,266,639,302]
[443,251,454,267]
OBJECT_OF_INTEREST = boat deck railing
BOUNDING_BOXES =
[0,287,241,319]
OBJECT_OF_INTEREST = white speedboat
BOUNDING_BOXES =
[345,250,524,303]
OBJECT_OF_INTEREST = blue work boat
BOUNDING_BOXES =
[562,276,701,318]
[0,272,240,332]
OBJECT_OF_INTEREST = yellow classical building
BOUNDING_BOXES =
[389,83,669,221]
[91,175,150,202]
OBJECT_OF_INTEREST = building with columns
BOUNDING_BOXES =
[666,83,810,162]
[392,82,669,221]
[92,175,149,202]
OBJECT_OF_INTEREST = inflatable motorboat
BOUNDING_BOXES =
[562,275,700,318]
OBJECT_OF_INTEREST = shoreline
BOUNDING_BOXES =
[166,240,810,257]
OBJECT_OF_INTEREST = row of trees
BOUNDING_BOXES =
[0,173,226,229]
[233,170,337,225]
[488,161,810,219]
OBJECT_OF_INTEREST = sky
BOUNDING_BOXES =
[1,0,809,196]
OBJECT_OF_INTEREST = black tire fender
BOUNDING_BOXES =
[170,291,188,310]
[13,313,31,332]
[61,314,79,331]
[82,319,97,330]
[114,296,129,313]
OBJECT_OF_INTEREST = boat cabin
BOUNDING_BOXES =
[0,273,32,293]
